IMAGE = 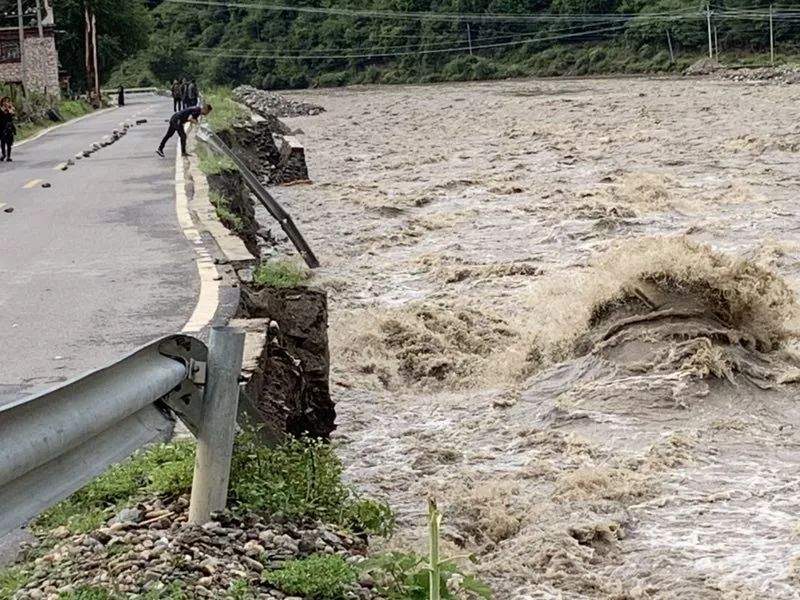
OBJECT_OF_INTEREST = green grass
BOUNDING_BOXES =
[27,428,393,539]
[263,555,357,600]
[209,191,245,233]
[253,260,309,289]
[197,145,236,175]
[0,566,30,599]
[203,87,249,133]
[16,99,94,141]
[35,442,195,535]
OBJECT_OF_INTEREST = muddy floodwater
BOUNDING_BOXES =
[270,77,800,599]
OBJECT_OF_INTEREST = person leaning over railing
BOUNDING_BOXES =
[156,103,212,158]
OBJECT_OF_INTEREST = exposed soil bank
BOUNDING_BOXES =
[239,284,334,442]
[265,77,800,598]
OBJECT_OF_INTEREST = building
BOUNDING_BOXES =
[0,0,59,97]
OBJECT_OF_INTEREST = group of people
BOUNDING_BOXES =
[171,79,199,112]
[0,96,16,162]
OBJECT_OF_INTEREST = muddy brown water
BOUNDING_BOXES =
[257,77,800,599]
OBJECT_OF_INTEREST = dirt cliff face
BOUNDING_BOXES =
[205,169,260,257]
[238,284,334,442]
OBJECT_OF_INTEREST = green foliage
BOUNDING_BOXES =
[263,555,357,600]
[54,0,153,91]
[362,552,492,600]
[58,588,118,600]
[202,88,249,133]
[32,427,392,543]
[0,567,29,600]
[227,579,258,600]
[198,146,236,175]
[253,260,309,289]
[35,442,195,534]
[229,429,394,536]
[210,191,245,233]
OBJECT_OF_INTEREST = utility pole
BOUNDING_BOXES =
[17,0,26,95]
[770,4,775,66]
[84,1,100,106]
[706,4,713,59]
[35,0,43,37]
[713,24,719,59]
[466,23,473,56]
[666,28,674,64]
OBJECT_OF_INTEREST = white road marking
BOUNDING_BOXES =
[54,162,67,171]
[23,179,43,189]
[16,105,119,148]
[175,145,221,334]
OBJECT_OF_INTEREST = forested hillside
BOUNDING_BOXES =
[59,1,796,90]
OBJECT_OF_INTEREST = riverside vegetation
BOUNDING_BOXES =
[48,0,800,92]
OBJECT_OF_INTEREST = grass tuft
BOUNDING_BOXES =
[263,554,357,600]
[253,260,309,289]
[209,191,245,233]
[197,145,236,175]
[202,87,249,133]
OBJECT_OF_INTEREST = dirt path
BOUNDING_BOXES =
[267,77,800,599]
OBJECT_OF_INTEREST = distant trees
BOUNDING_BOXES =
[85,0,797,90]
[55,0,152,91]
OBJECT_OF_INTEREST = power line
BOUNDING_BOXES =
[190,23,632,60]
[166,0,699,23]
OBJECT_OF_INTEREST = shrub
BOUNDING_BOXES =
[264,555,357,600]
[253,260,309,288]
[229,430,394,536]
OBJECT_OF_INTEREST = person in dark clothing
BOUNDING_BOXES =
[156,104,212,158]
[117,86,125,107]
[181,80,190,108]
[171,79,182,112]
[0,97,16,162]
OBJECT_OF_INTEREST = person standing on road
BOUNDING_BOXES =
[117,86,125,107]
[0,97,16,162]
[171,79,183,111]
[156,104,212,158]
[185,78,199,108]
[181,79,190,108]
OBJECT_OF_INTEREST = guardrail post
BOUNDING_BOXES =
[188,326,245,525]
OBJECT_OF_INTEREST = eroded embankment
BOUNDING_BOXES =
[269,78,800,599]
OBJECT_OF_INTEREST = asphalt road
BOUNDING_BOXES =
[0,95,200,406]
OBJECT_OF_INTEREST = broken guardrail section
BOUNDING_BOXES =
[198,127,320,269]
[0,327,244,538]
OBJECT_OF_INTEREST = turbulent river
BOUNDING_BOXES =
[264,76,800,599]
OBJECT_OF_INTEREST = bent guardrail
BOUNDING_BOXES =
[198,127,321,269]
[0,327,244,537]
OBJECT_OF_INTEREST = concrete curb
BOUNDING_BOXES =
[186,151,254,265]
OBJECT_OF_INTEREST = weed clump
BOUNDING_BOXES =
[253,260,309,288]
[32,430,393,539]
[264,555,357,600]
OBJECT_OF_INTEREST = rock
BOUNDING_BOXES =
[243,540,265,557]
[52,526,70,540]
[111,508,142,525]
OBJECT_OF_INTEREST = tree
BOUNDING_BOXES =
[54,0,152,91]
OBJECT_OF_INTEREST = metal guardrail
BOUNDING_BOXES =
[198,127,320,269]
[0,328,245,537]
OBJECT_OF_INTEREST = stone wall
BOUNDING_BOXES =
[0,28,59,98]
[23,36,59,97]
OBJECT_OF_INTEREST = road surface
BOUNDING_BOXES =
[0,95,201,405]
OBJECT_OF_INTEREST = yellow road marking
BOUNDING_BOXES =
[54,162,67,171]
[23,179,43,189]
[0,202,5,210]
